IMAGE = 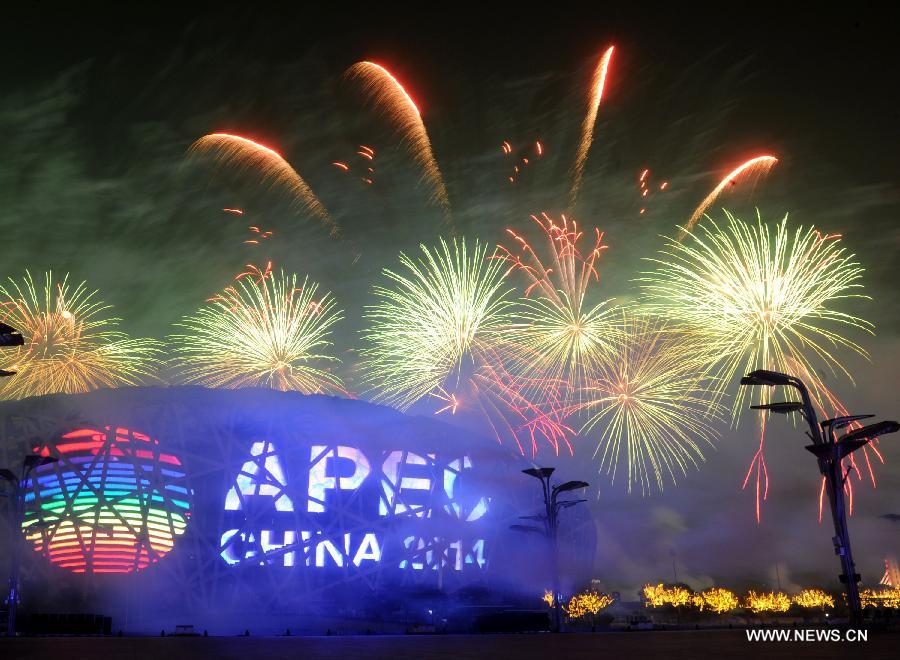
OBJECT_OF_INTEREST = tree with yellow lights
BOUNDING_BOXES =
[792,589,835,610]
[743,591,791,614]
[565,590,614,628]
[642,584,693,608]
[860,587,900,609]
[692,588,740,614]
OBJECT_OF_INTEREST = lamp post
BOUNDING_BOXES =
[740,369,898,625]
[1,454,59,637]
[511,467,588,633]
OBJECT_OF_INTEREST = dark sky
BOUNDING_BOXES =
[1,2,899,593]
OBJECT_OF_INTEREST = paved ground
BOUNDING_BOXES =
[1,630,898,660]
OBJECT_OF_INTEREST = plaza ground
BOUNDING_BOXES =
[2,630,898,660]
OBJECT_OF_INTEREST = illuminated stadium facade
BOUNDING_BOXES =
[24,427,192,574]
[0,387,595,632]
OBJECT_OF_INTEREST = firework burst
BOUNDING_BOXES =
[170,270,344,394]
[496,212,620,398]
[455,342,574,456]
[189,133,339,236]
[343,61,450,219]
[360,237,511,410]
[0,272,160,400]
[567,313,721,495]
[640,210,872,515]
[360,237,572,454]
[642,210,871,418]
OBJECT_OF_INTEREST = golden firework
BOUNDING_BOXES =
[171,270,344,394]
[0,271,160,399]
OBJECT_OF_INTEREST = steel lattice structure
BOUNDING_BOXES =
[0,387,597,631]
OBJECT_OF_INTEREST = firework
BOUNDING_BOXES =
[503,140,544,184]
[189,133,339,236]
[170,270,344,394]
[567,313,721,494]
[641,211,872,517]
[344,62,450,218]
[0,271,160,400]
[360,237,572,453]
[344,62,450,213]
[360,237,512,410]
[570,46,615,206]
[682,155,778,236]
[643,211,872,414]
[496,212,620,396]
[463,343,574,456]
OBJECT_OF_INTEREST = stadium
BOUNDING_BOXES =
[0,387,596,634]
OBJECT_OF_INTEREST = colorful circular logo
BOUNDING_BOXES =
[23,426,192,573]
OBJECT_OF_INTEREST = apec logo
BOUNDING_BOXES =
[219,442,491,572]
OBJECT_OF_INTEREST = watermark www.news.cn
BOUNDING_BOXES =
[746,628,868,642]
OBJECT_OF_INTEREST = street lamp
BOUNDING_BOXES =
[1,453,59,637]
[0,322,24,349]
[512,467,588,632]
[0,322,24,380]
[740,368,898,625]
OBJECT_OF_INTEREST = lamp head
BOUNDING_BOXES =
[556,499,588,509]
[750,402,804,414]
[554,480,590,494]
[839,420,899,445]
[821,414,874,431]
[523,467,555,480]
[0,322,24,347]
[745,369,793,386]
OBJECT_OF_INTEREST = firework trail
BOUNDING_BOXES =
[170,270,344,394]
[566,312,721,495]
[682,155,778,237]
[495,212,619,397]
[570,46,615,207]
[189,133,339,237]
[0,272,161,399]
[641,211,872,518]
[343,62,451,220]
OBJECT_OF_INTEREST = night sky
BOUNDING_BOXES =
[1,3,899,594]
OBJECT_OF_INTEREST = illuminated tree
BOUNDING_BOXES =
[565,589,614,628]
[692,587,740,614]
[642,583,694,608]
[860,588,900,609]
[792,588,835,610]
[743,591,791,614]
